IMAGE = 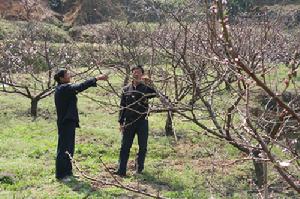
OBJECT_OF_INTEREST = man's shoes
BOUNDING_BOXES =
[113,170,126,177]
[57,176,72,183]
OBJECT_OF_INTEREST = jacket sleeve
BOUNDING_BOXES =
[118,88,126,124]
[68,78,97,94]
[145,85,157,99]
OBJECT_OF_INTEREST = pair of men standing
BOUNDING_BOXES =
[54,65,156,181]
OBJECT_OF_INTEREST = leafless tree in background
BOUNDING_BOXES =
[148,0,300,195]
[97,0,300,195]
[0,24,98,117]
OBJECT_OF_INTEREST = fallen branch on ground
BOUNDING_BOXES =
[66,152,168,199]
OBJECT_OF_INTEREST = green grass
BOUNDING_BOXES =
[0,67,298,198]
[0,19,71,42]
[0,19,22,39]
[0,90,241,198]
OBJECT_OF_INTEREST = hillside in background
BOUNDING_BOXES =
[0,0,299,43]
[0,0,55,21]
[0,0,163,26]
[0,0,298,26]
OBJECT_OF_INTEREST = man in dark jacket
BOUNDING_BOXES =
[54,69,108,181]
[116,65,157,176]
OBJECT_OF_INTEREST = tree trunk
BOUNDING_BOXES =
[30,98,39,117]
[253,150,267,189]
[165,111,174,136]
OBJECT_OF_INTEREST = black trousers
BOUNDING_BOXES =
[55,122,76,179]
[118,119,149,174]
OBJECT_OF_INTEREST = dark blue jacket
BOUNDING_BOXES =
[55,78,97,126]
[119,83,157,124]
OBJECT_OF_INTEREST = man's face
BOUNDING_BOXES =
[132,68,143,81]
[60,71,71,83]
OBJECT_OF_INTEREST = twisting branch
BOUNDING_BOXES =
[66,152,168,199]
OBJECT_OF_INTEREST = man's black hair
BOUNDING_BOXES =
[54,69,67,84]
[131,65,144,74]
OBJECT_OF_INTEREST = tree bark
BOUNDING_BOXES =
[253,150,266,188]
[30,98,39,117]
[165,111,174,136]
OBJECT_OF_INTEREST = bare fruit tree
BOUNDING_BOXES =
[155,0,300,195]
[108,0,300,195]
[0,26,86,117]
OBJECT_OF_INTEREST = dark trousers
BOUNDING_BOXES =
[118,119,149,174]
[55,122,76,179]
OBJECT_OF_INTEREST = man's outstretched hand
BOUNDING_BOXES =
[96,74,109,81]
